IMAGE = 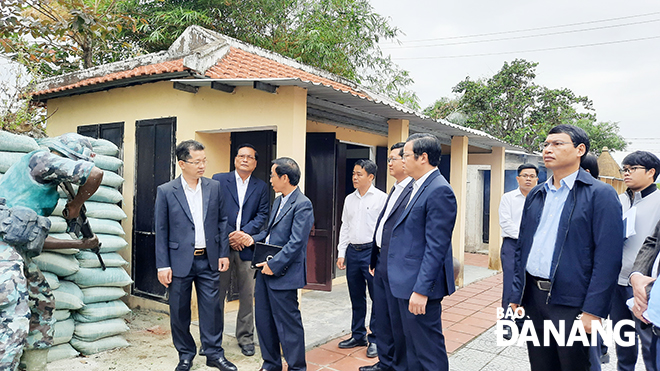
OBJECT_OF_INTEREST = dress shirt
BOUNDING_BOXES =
[408,168,438,207]
[182,176,206,249]
[375,177,412,247]
[337,185,387,258]
[499,188,526,239]
[526,170,578,279]
[234,171,251,231]
[265,190,294,244]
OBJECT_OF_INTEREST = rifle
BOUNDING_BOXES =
[60,181,106,270]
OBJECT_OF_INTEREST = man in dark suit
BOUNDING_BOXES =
[360,142,413,371]
[155,140,237,371]
[630,219,660,324]
[388,133,457,371]
[212,143,269,357]
[245,157,314,371]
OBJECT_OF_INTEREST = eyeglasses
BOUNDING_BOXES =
[387,156,402,163]
[539,141,574,151]
[402,152,415,159]
[183,159,207,167]
[620,166,646,175]
[518,174,537,179]
[236,154,256,161]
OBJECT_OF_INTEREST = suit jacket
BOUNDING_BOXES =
[154,176,230,278]
[510,169,623,319]
[252,187,314,290]
[632,219,660,277]
[212,171,270,261]
[370,183,413,270]
[388,170,457,301]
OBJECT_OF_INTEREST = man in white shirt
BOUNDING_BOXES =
[336,159,387,358]
[610,151,660,371]
[499,163,538,308]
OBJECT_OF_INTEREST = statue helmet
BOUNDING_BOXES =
[41,133,94,161]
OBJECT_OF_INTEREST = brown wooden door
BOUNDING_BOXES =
[304,132,337,291]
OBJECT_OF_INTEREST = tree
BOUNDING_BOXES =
[0,56,47,137]
[434,59,625,152]
[119,0,419,108]
[1,0,137,76]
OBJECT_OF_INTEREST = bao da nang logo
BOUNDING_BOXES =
[495,307,636,347]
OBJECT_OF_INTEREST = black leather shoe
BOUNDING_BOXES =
[175,359,192,371]
[240,343,256,356]
[206,356,238,371]
[359,362,382,371]
[338,337,368,349]
[366,342,378,358]
[199,347,205,356]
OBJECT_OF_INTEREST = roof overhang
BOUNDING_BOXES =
[172,77,524,152]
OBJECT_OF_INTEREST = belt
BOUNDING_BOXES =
[193,248,206,256]
[527,273,551,291]
[349,242,373,251]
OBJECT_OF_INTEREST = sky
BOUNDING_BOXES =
[370,0,660,141]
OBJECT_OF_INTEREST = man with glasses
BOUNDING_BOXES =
[499,163,538,308]
[155,140,237,371]
[609,151,660,371]
[360,142,412,371]
[509,125,624,371]
[212,144,270,357]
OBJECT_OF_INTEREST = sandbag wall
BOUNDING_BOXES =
[0,131,132,361]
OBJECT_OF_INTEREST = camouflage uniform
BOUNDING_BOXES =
[0,134,94,370]
[0,242,29,371]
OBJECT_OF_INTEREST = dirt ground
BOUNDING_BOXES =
[47,309,264,371]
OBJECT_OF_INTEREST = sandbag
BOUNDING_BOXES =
[76,251,127,268]
[52,200,126,221]
[43,271,60,290]
[58,185,123,204]
[97,234,128,253]
[101,170,124,188]
[81,286,127,304]
[0,130,39,152]
[91,138,119,157]
[48,216,67,233]
[70,335,129,355]
[32,252,79,277]
[93,154,123,172]
[73,318,129,342]
[0,151,26,172]
[37,234,79,254]
[47,343,79,362]
[65,267,132,288]
[88,218,125,236]
[52,318,75,346]
[72,300,131,323]
[53,309,71,321]
[52,280,85,310]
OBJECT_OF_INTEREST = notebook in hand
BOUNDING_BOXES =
[251,242,283,269]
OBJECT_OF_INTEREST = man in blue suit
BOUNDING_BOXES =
[389,133,457,371]
[245,157,314,371]
[360,142,413,371]
[155,140,237,371]
[212,143,269,357]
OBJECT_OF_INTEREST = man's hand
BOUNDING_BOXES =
[509,303,519,311]
[64,202,83,220]
[409,292,428,315]
[79,234,99,250]
[336,257,346,270]
[228,231,244,251]
[369,267,375,276]
[256,261,273,275]
[218,257,230,272]
[630,274,655,323]
[580,312,601,334]
[243,234,255,247]
[158,268,172,288]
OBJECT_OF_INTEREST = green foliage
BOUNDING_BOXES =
[1,0,138,75]
[0,56,47,136]
[119,0,419,109]
[430,59,625,153]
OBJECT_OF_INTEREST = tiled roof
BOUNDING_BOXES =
[32,47,367,99]
[205,47,367,98]
[33,60,189,96]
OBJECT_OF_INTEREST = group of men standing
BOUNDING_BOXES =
[338,134,458,371]
[499,124,660,371]
[155,140,312,371]
[155,133,459,371]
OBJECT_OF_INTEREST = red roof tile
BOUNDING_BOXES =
[33,47,368,99]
